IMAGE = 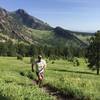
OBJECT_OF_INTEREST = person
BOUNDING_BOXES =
[31,55,47,87]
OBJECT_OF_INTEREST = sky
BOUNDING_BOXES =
[0,0,100,32]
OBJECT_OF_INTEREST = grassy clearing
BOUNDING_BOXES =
[0,57,54,100]
[73,34,91,44]
[0,57,100,100]
[45,59,100,100]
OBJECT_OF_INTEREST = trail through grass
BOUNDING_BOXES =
[0,57,100,100]
[0,57,55,100]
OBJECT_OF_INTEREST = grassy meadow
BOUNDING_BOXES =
[0,57,100,100]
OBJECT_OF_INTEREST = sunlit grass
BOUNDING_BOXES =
[45,59,100,100]
[0,57,54,100]
[0,57,100,100]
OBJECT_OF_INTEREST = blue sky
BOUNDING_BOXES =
[0,0,100,32]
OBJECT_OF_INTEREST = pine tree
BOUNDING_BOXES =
[87,31,100,75]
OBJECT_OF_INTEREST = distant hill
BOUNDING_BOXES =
[12,9,52,30]
[70,31,94,44]
[53,27,87,47]
[0,7,93,47]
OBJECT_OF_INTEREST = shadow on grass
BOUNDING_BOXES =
[0,95,10,100]
[48,68,95,75]
[17,83,33,86]
[5,80,13,83]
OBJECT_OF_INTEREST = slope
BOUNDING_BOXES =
[0,7,89,48]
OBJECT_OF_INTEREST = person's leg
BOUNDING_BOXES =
[38,72,44,87]
[36,72,43,87]
[36,72,39,84]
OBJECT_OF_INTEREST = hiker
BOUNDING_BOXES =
[31,55,47,87]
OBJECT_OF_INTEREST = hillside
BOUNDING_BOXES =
[71,31,94,44]
[0,7,52,44]
[0,7,92,47]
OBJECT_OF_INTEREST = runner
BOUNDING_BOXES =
[31,55,47,87]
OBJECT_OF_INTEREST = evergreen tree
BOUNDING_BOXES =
[17,42,27,56]
[0,42,7,56]
[86,31,100,75]
[6,40,16,56]
[29,44,38,57]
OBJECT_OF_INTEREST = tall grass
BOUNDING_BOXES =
[0,57,54,100]
[0,57,100,100]
[45,59,100,100]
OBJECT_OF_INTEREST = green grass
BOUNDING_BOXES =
[73,34,91,44]
[45,59,100,100]
[25,28,82,47]
[0,57,54,100]
[0,57,100,100]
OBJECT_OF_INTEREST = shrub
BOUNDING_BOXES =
[76,59,80,66]
[30,57,35,64]
[17,54,23,60]
[73,58,80,66]
[19,71,25,76]
[52,61,55,64]
[27,71,34,79]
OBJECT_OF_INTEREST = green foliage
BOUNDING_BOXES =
[0,42,7,56]
[30,57,35,64]
[0,40,86,59]
[0,40,16,56]
[45,58,100,100]
[76,59,80,66]
[17,54,23,60]
[0,57,100,100]
[17,42,29,57]
[73,33,92,44]
[20,71,34,79]
[86,31,100,75]
[73,58,80,66]
[6,40,16,56]
[0,57,54,100]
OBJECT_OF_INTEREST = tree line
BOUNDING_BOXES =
[0,40,85,59]
[0,31,100,75]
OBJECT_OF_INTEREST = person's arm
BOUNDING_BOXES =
[31,63,34,72]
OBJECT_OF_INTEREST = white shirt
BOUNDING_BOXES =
[35,59,46,72]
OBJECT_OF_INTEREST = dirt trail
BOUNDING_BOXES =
[19,72,71,100]
[32,80,68,100]
[42,84,68,100]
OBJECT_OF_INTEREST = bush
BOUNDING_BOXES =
[49,55,56,60]
[76,59,80,66]
[17,54,23,60]
[26,71,34,79]
[30,57,35,64]
[52,61,55,64]
[67,57,74,62]
[19,71,25,76]
[73,58,80,66]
